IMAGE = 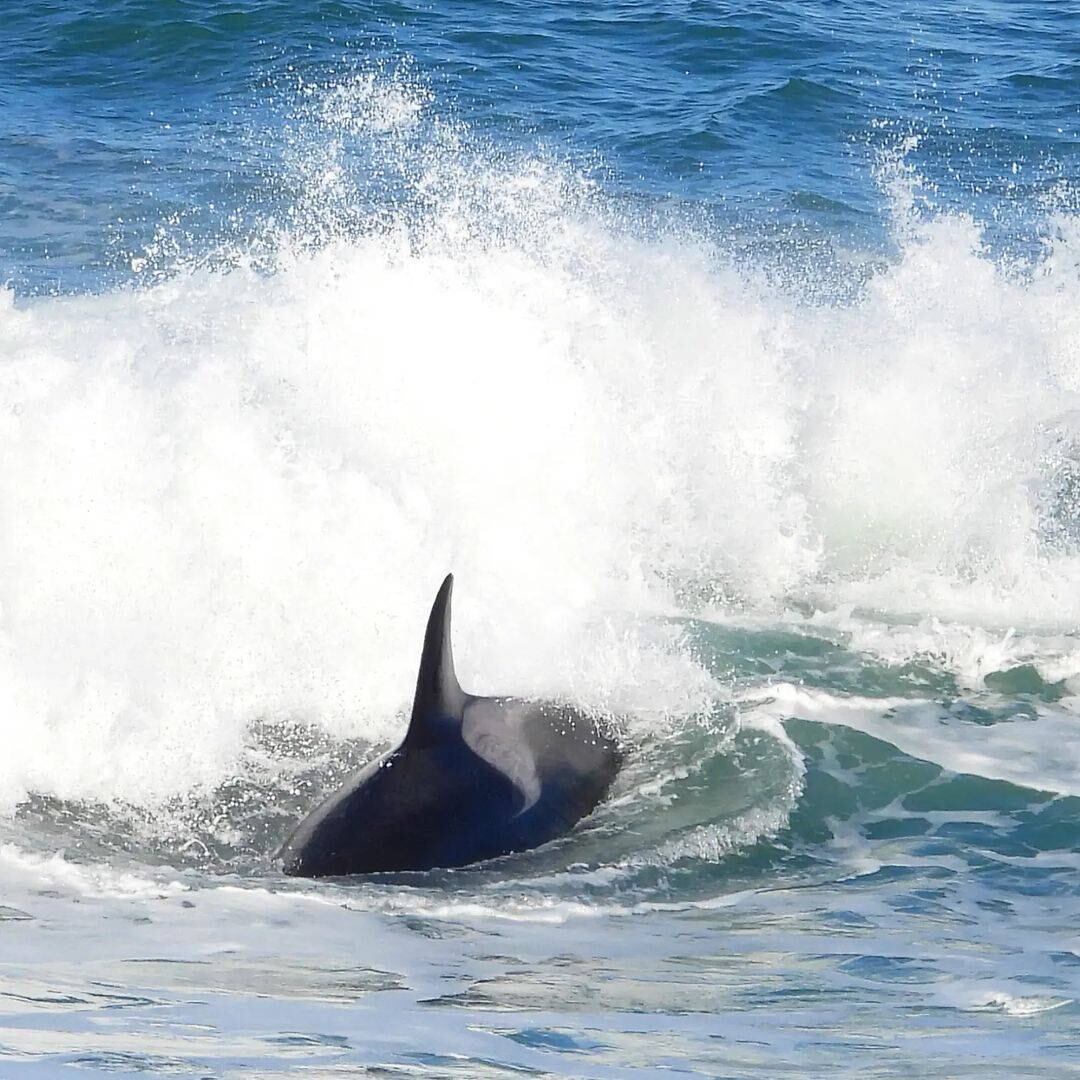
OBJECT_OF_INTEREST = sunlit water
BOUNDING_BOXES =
[2,2,1079,1075]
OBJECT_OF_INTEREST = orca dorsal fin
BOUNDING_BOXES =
[407,573,467,743]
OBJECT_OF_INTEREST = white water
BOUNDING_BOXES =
[1,77,1079,1080]
[2,78,1080,820]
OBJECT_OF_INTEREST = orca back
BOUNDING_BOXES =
[279,575,622,877]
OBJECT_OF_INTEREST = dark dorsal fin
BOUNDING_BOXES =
[407,573,467,743]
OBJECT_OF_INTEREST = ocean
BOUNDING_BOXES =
[2,1,1079,1075]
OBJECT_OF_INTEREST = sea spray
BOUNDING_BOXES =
[1,75,1079,843]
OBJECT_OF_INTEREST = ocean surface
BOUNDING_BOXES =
[2,1,1080,1075]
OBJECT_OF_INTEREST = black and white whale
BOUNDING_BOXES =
[279,574,622,876]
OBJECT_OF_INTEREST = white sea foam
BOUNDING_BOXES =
[803,608,1080,689]
[745,683,1080,797]
[0,843,188,899]
[2,74,1080,816]
[935,983,1075,1016]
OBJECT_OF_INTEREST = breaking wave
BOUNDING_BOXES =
[1,75,1079,882]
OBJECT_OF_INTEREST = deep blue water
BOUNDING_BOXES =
[2,3,1080,1077]
[4,1,1079,294]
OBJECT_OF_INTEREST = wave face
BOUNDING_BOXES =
[2,5,1080,1076]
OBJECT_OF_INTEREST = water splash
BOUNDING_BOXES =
[2,74,1080,843]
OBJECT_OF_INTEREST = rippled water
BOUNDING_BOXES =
[2,1,1080,1076]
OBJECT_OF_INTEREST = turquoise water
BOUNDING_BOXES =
[2,2,1080,1076]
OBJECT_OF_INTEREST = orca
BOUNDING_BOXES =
[279,574,622,877]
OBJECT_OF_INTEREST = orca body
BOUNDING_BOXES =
[279,575,622,877]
